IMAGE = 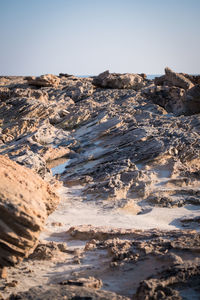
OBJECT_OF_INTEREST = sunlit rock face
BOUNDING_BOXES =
[0,155,59,268]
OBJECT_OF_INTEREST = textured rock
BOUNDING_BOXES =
[181,73,200,85]
[142,85,187,115]
[62,78,94,102]
[164,67,194,90]
[29,241,67,260]
[134,265,200,300]
[26,74,60,87]
[60,276,102,289]
[9,285,129,300]
[0,155,59,267]
[0,72,200,299]
[93,70,145,89]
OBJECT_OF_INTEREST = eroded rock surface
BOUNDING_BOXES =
[0,69,200,299]
[0,155,59,268]
[26,74,60,87]
[9,284,129,300]
[93,70,145,89]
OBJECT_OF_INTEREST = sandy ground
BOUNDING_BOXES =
[1,183,199,299]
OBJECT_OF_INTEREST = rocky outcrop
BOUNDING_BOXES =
[152,71,200,115]
[142,85,187,115]
[0,70,200,299]
[0,155,59,268]
[165,67,194,90]
[155,67,194,90]
[26,74,60,87]
[93,70,145,89]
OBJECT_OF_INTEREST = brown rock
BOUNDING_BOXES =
[60,276,103,289]
[0,267,7,279]
[0,155,60,267]
[181,73,200,85]
[26,74,60,87]
[93,70,145,90]
[165,67,194,90]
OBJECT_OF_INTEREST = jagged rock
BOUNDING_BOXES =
[181,73,200,85]
[154,74,166,86]
[0,87,11,100]
[164,67,194,90]
[29,241,67,260]
[93,70,145,89]
[155,68,195,91]
[12,88,48,102]
[0,155,59,267]
[143,85,187,115]
[62,79,94,102]
[26,74,60,87]
[134,265,200,300]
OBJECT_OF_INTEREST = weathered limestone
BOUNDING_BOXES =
[62,79,94,102]
[0,155,59,267]
[165,67,194,90]
[26,74,60,87]
[93,70,145,89]
[154,67,195,90]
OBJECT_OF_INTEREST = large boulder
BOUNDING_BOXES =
[0,155,59,268]
[26,74,60,87]
[93,70,145,90]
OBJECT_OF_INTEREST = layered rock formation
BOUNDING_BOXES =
[0,155,59,268]
[153,67,200,114]
[0,68,199,299]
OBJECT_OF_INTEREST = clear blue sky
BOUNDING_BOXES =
[0,0,200,75]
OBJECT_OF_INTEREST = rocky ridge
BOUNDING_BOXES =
[0,68,200,299]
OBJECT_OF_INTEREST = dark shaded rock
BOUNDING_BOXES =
[185,84,200,114]
[181,73,200,85]
[59,73,73,78]
[93,70,145,90]
[143,85,186,115]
